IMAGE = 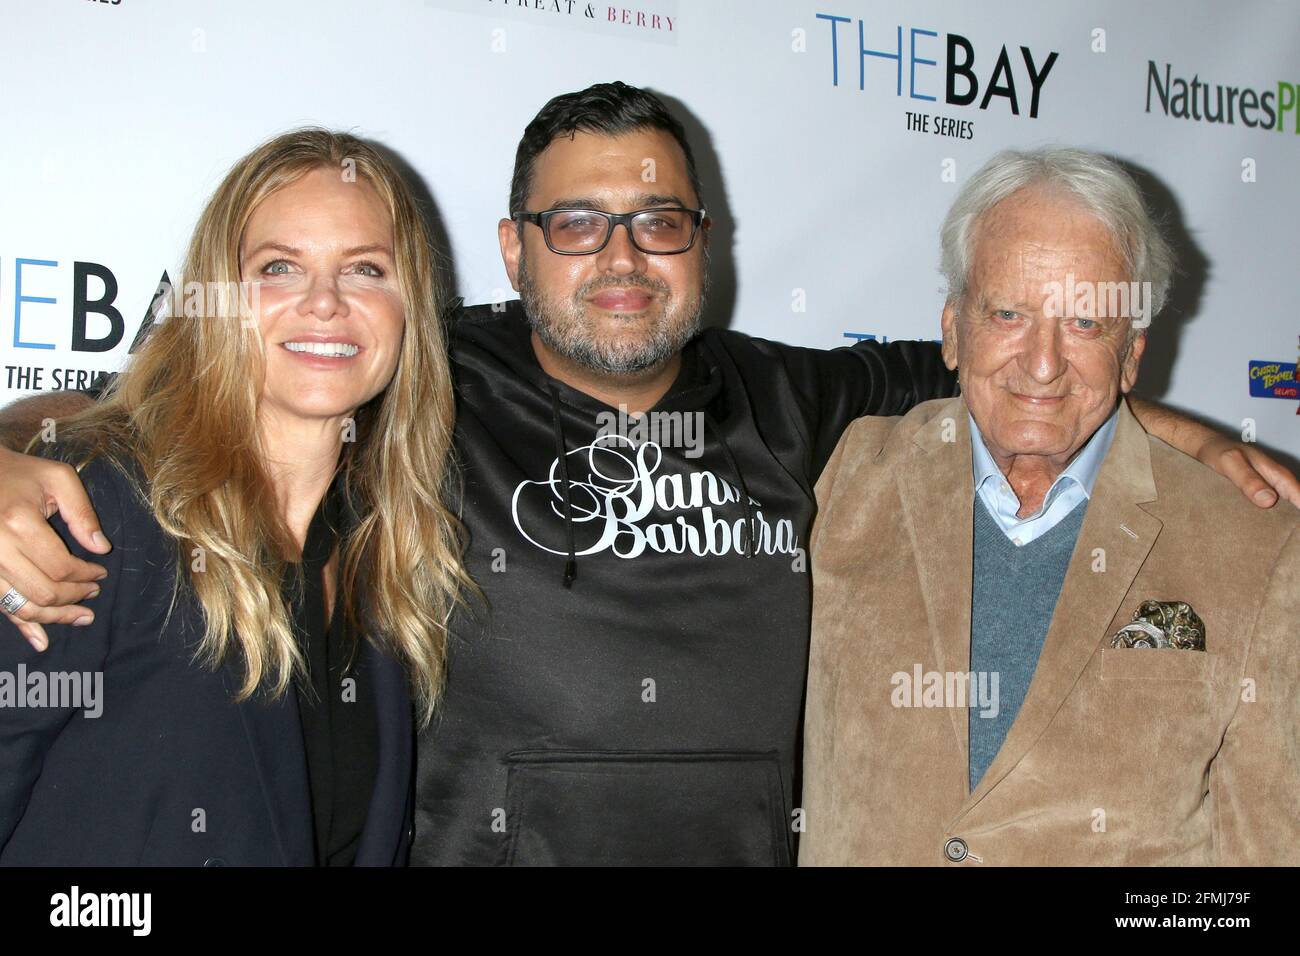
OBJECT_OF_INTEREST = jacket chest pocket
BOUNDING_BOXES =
[1091,648,1222,738]
[1099,648,1217,682]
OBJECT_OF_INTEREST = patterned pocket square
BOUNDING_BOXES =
[1110,600,1206,651]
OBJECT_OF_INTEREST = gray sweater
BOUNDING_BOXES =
[969,496,1088,792]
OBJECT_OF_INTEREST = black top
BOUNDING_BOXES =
[283,475,378,867]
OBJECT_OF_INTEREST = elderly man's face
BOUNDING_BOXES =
[941,186,1146,469]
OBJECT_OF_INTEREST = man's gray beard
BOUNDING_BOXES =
[518,253,707,376]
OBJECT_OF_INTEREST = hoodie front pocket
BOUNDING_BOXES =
[502,749,790,866]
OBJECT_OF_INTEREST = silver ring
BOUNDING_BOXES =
[1,587,29,615]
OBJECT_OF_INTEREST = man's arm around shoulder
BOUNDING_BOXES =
[0,391,95,452]
[0,389,108,651]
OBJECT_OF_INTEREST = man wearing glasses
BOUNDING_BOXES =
[420,82,960,865]
[0,82,1294,866]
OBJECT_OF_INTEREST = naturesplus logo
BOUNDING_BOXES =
[1146,61,1300,133]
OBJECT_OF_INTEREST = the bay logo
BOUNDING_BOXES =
[816,13,1058,118]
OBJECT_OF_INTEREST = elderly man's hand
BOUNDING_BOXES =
[1196,434,1300,509]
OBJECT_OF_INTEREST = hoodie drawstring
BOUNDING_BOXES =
[547,386,579,587]
[703,409,755,559]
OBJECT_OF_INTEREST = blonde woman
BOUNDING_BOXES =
[0,129,470,866]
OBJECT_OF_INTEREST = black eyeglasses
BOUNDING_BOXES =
[513,207,706,255]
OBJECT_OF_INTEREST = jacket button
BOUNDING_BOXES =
[943,837,968,863]
[203,857,227,867]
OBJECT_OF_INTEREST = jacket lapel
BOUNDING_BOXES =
[225,666,316,866]
[893,398,976,762]
[353,640,415,866]
[955,398,1162,821]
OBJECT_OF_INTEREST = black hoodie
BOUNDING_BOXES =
[413,299,957,865]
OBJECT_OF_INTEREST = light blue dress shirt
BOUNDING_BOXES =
[969,407,1119,547]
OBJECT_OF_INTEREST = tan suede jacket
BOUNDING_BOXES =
[799,397,1299,866]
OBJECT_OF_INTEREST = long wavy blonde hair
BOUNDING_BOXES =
[41,128,470,723]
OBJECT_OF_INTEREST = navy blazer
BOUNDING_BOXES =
[0,451,413,866]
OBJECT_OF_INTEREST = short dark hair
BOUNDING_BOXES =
[508,81,703,214]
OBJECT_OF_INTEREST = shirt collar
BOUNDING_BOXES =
[970,405,1120,502]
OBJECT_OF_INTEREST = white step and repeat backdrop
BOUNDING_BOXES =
[2,0,1297,459]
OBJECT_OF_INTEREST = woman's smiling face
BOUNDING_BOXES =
[241,166,405,427]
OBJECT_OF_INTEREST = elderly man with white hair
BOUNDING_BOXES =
[799,147,1299,866]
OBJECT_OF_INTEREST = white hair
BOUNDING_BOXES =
[939,146,1177,328]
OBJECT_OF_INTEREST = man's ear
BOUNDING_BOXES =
[498,217,522,292]
[1119,330,1147,394]
[940,300,960,371]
